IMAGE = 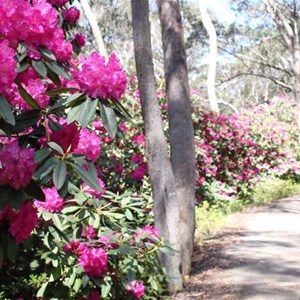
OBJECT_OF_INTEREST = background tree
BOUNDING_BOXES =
[131,0,183,291]
[156,0,196,277]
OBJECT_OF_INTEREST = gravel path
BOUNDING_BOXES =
[172,195,300,300]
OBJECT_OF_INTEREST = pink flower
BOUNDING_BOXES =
[74,33,87,47]
[88,290,101,300]
[63,7,80,24]
[34,187,64,213]
[48,0,69,6]
[133,134,145,145]
[114,163,124,175]
[50,122,80,154]
[74,128,101,162]
[82,178,106,199]
[0,40,17,95]
[72,52,127,100]
[0,141,37,189]
[78,247,108,277]
[126,280,145,299]
[132,225,159,245]
[82,226,96,239]
[131,154,144,163]
[7,202,38,242]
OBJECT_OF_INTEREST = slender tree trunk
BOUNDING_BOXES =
[131,0,183,291]
[292,51,300,143]
[199,1,220,114]
[80,0,108,59]
[156,0,196,277]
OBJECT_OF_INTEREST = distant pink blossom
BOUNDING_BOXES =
[63,7,80,24]
[126,280,145,299]
[82,226,96,239]
[82,178,106,199]
[74,33,87,47]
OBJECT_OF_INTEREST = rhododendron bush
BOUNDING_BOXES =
[0,0,167,299]
[96,82,300,206]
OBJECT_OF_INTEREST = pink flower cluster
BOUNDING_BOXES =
[50,122,80,153]
[63,7,80,24]
[34,187,64,213]
[72,52,127,100]
[78,246,108,277]
[74,33,87,48]
[82,178,106,199]
[126,280,145,299]
[47,0,69,7]
[0,0,73,62]
[74,128,101,162]
[0,202,38,242]
[0,141,37,190]
[0,40,16,95]
[132,225,159,244]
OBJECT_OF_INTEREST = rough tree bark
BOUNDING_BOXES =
[131,0,183,291]
[80,0,108,59]
[199,1,220,114]
[156,0,196,277]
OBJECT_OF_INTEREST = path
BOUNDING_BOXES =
[172,195,300,299]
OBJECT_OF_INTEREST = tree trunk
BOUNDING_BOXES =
[156,0,196,277]
[80,0,108,59]
[292,48,300,143]
[131,0,183,291]
[199,1,220,114]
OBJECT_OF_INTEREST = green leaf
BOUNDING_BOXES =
[16,80,41,110]
[73,278,82,293]
[4,231,17,262]
[62,206,79,214]
[99,102,118,137]
[49,267,61,282]
[23,180,45,201]
[67,105,82,124]
[111,99,134,124]
[48,141,64,155]
[82,275,89,288]
[17,63,30,73]
[39,46,56,61]
[46,62,72,80]
[52,214,63,231]
[0,95,15,125]
[46,63,61,85]
[42,211,52,222]
[0,186,24,210]
[34,148,52,164]
[45,87,78,96]
[37,282,48,297]
[78,98,98,127]
[53,160,67,190]
[71,163,101,192]
[64,92,86,107]
[32,60,47,78]
[34,156,59,179]
[48,118,63,132]
[58,177,68,198]
[125,209,134,220]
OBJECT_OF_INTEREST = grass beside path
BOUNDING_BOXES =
[195,179,300,243]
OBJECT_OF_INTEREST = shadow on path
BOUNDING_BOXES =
[172,195,300,300]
